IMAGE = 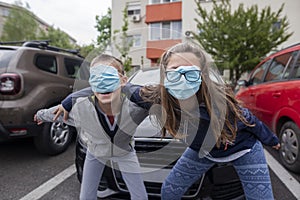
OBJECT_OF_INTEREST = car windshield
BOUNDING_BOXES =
[0,49,16,69]
[129,67,224,139]
[129,67,223,85]
[130,68,160,85]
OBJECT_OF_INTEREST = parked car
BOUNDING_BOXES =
[0,41,89,155]
[235,43,300,173]
[75,67,245,199]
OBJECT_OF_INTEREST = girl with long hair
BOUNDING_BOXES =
[123,42,280,200]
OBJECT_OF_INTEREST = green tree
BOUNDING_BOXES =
[95,8,112,52]
[1,4,38,42]
[113,6,133,72]
[94,6,133,72]
[78,44,96,58]
[38,26,75,49]
[193,0,292,83]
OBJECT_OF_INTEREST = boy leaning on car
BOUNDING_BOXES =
[34,54,148,200]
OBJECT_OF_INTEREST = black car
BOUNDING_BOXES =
[75,67,245,199]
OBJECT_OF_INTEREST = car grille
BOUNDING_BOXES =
[212,181,244,200]
[135,138,186,169]
[111,137,244,200]
[112,138,202,198]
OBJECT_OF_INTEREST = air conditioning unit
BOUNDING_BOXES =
[132,14,141,23]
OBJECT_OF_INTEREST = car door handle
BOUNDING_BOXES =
[272,92,281,97]
[250,93,255,97]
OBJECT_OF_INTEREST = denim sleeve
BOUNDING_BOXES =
[242,108,279,146]
[62,87,93,112]
[122,83,152,110]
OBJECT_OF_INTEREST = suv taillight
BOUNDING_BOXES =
[0,73,21,95]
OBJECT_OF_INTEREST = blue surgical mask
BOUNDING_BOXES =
[164,66,202,100]
[89,65,121,93]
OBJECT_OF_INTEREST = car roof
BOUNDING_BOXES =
[261,43,300,63]
[0,41,83,58]
[129,66,224,86]
[129,67,160,85]
[0,45,20,50]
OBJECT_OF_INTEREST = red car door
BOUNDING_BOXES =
[236,59,272,118]
[253,81,285,129]
[237,51,295,130]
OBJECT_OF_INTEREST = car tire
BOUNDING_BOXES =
[279,121,300,173]
[34,122,75,155]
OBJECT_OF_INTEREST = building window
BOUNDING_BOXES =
[149,0,180,4]
[2,8,10,17]
[128,34,142,47]
[127,2,141,15]
[150,23,160,40]
[172,21,182,39]
[150,21,182,40]
[162,22,171,39]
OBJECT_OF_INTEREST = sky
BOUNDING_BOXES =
[1,0,111,45]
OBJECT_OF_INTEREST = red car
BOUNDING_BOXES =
[235,43,300,174]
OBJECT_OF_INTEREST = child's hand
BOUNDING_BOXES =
[33,114,43,125]
[53,104,69,121]
[272,143,281,150]
[120,74,128,87]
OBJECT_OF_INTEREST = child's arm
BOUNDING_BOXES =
[62,87,93,112]
[52,87,93,121]
[34,105,75,126]
[122,83,152,110]
[242,108,280,148]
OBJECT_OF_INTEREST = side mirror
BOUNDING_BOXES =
[237,80,247,86]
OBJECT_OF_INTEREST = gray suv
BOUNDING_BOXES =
[0,41,88,155]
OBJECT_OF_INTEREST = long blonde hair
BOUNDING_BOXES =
[141,42,252,148]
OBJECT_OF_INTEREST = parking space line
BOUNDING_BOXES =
[17,151,299,200]
[264,149,300,199]
[19,164,76,200]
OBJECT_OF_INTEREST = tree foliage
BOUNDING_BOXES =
[39,26,75,49]
[95,8,112,52]
[78,44,96,58]
[113,6,133,72]
[193,0,293,83]
[1,4,38,42]
[94,6,133,72]
[1,1,77,51]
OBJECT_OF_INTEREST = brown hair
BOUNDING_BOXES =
[91,54,124,75]
[140,42,253,148]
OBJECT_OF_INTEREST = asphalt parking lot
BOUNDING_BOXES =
[0,138,299,200]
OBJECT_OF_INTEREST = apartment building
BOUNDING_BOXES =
[111,0,300,69]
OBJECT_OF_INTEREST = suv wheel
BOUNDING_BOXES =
[279,121,300,173]
[34,122,75,155]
